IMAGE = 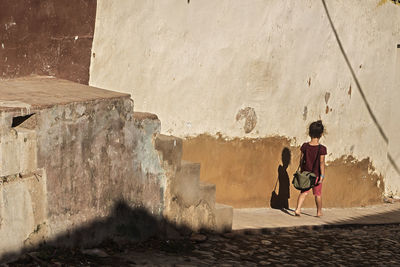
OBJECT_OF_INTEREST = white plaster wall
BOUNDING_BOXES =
[387,44,400,195]
[89,0,400,195]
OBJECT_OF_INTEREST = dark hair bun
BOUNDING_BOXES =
[309,120,324,138]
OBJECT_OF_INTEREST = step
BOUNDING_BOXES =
[0,169,47,252]
[154,134,182,169]
[0,128,37,176]
[214,203,233,233]
[133,112,159,121]
[199,181,216,208]
[172,161,201,207]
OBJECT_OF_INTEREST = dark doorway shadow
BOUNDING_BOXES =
[270,147,291,210]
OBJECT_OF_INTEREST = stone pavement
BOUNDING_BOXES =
[233,202,400,231]
[8,203,400,266]
[10,224,400,266]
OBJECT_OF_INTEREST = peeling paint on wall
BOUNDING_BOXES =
[325,92,331,104]
[303,106,308,121]
[90,0,400,200]
[236,107,257,134]
[182,134,384,208]
[377,0,400,7]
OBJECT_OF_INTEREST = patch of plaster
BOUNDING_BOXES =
[4,18,16,31]
[377,0,400,7]
[325,92,331,104]
[235,107,257,134]
[303,106,308,121]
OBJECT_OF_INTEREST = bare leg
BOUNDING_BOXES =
[315,196,322,216]
[295,192,308,215]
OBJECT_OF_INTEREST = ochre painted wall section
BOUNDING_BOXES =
[182,135,384,208]
[0,0,96,84]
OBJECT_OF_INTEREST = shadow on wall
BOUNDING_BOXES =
[182,134,384,208]
[0,201,193,264]
[270,147,291,210]
[321,0,400,176]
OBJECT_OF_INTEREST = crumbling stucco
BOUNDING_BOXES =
[0,78,167,258]
[0,78,232,260]
[182,134,384,208]
[236,107,257,134]
[89,0,400,197]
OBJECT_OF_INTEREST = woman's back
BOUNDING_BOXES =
[300,143,327,178]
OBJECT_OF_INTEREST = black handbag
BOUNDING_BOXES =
[292,145,320,191]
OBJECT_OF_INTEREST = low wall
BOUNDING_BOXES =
[0,78,166,260]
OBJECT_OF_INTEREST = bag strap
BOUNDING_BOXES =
[296,161,301,171]
[273,177,278,192]
[311,145,321,172]
[296,152,304,171]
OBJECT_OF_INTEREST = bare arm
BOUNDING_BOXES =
[319,155,325,183]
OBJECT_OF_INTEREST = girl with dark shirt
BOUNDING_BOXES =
[294,120,327,217]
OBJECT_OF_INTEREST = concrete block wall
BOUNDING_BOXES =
[0,79,167,259]
[0,111,47,258]
[0,170,48,257]
[32,97,168,243]
[0,77,233,260]
[0,128,37,176]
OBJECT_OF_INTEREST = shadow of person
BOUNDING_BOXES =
[270,147,291,210]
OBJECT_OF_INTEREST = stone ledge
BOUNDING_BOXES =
[0,76,130,113]
[133,112,159,121]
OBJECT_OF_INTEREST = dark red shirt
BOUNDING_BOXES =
[300,143,327,177]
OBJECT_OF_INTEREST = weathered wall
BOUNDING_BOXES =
[183,135,384,208]
[0,120,47,256]
[89,0,400,206]
[0,0,96,83]
[0,78,167,258]
[35,98,164,241]
[0,77,233,260]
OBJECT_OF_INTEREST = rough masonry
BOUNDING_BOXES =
[0,77,232,261]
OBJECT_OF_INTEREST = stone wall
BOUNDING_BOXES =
[0,77,233,261]
[35,97,164,242]
[0,78,166,259]
[89,0,400,207]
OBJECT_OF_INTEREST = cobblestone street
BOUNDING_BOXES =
[10,223,400,266]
